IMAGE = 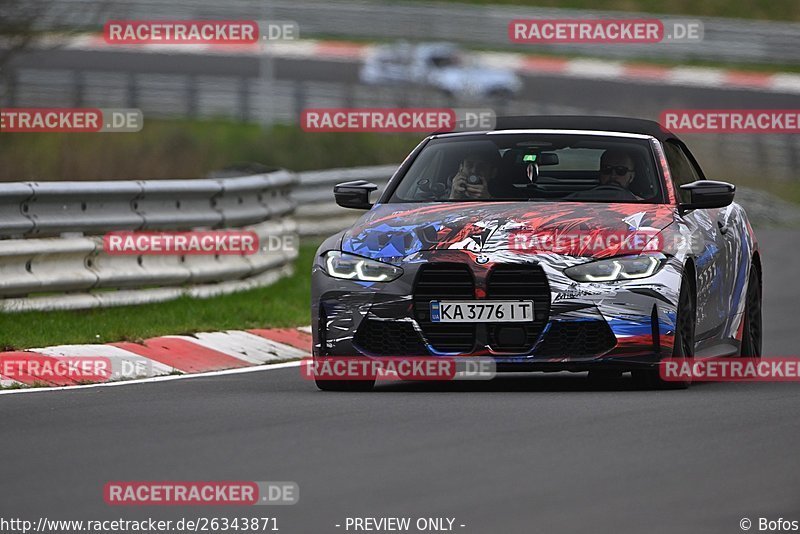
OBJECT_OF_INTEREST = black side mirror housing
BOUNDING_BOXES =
[679,180,735,211]
[334,180,378,210]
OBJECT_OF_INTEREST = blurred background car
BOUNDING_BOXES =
[359,41,522,100]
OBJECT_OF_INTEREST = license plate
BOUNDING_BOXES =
[430,300,534,323]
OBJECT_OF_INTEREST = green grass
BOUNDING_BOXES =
[0,241,320,350]
[428,0,800,22]
[731,176,800,205]
[0,120,420,182]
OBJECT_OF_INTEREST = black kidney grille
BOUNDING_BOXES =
[414,264,476,353]
[486,264,551,352]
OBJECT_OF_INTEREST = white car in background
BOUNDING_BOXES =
[360,42,522,100]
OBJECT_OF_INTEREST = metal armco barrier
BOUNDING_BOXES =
[0,171,299,312]
[294,165,397,236]
[3,171,297,238]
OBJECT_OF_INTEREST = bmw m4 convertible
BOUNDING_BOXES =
[311,116,762,390]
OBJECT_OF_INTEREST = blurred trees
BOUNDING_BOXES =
[0,0,108,70]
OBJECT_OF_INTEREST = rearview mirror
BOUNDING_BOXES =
[334,180,378,210]
[679,180,735,211]
[538,152,559,166]
[522,152,559,165]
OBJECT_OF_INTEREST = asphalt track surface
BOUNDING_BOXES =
[1,228,799,534]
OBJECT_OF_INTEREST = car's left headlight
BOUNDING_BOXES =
[564,254,666,282]
[323,251,403,282]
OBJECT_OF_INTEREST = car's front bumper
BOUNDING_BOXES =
[311,249,683,369]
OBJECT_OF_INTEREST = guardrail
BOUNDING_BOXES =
[0,171,296,238]
[31,0,800,65]
[0,171,299,312]
[0,164,399,311]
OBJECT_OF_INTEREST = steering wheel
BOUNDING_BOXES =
[575,183,639,201]
[416,179,448,200]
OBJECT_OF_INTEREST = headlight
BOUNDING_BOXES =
[564,254,666,283]
[323,251,403,282]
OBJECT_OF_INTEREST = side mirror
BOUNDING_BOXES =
[334,180,378,210]
[679,180,735,211]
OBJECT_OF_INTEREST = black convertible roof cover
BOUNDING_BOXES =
[491,115,677,141]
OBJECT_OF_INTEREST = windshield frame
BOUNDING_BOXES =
[379,130,669,205]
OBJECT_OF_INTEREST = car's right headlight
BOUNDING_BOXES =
[564,254,666,283]
[322,251,403,282]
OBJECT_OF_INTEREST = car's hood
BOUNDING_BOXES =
[342,201,676,262]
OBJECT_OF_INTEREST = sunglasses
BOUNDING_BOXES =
[600,165,633,176]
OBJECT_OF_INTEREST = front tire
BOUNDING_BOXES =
[740,265,762,358]
[632,272,695,390]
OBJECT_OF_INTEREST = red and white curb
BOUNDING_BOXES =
[0,326,313,392]
[68,35,800,95]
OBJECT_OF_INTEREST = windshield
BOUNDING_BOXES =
[388,133,665,204]
[428,53,462,68]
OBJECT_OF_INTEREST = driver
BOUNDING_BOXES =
[449,153,496,200]
[599,149,637,189]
